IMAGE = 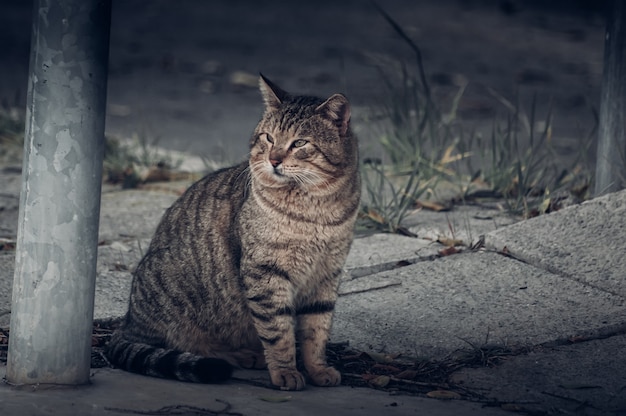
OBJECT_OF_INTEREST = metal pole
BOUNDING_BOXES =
[7,0,111,385]
[595,0,626,196]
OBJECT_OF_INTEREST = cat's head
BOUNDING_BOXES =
[249,75,357,190]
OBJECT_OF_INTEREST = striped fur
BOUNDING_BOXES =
[105,75,360,390]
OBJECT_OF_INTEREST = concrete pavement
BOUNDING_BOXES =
[1,166,625,415]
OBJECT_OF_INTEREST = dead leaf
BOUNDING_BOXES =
[416,200,449,212]
[538,197,551,214]
[368,375,391,388]
[437,237,464,247]
[395,369,418,380]
[363,351,397,364]
[439,144,471,165]
[426,390,461,400]
[365,209,385,225]
[438,246,460,256]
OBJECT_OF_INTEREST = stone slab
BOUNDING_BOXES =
[451,333,626,415]
[332,251,626,358]
[406,205,519,247]
[485,189,626,297]
[346,233,438,277]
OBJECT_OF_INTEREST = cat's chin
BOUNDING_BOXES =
[256,173,294,189]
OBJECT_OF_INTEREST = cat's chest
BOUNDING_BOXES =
[241,207,347,274]
[239,189,353,275]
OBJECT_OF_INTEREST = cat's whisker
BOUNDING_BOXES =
[291,172,311,188]
[249,161,266,178]
[236,165,253,190]
[293,168,332,189]
[292,175,306,187]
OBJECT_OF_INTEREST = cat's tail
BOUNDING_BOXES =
[105,334,233,383]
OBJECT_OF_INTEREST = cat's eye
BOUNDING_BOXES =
[263,134,274,144]
[292,139,307,148]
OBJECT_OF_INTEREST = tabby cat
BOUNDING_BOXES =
[105,75,360,391]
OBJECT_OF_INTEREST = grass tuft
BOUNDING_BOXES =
[360,5,596,234]
[360,159,436,235]
[103,131,183,189]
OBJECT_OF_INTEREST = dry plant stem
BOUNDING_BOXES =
[368,5,596,221]
[373,2,432,105]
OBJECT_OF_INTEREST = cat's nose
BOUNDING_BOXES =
[269,158,281,167]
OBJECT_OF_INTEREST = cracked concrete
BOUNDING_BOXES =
[451,334,626,415]
[485,192,626,298]
[2,166,626,414]
[0,0,618,412]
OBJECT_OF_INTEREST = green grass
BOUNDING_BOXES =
[471,89,592,211]
[360,160,437,235]
[358,5,595,234]
[358,5,464,234]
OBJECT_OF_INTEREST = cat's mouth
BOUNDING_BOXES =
[257,163,293,187]
[272,165,286,177]
[253,160,329,190]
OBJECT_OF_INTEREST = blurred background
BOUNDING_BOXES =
[0,0,605,158]
[0,0,610,222]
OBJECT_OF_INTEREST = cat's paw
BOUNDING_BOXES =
[308,366,341,387]
[269,368,306,391]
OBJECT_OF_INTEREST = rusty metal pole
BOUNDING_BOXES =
[7,0,111,385]
[595,0,626,196]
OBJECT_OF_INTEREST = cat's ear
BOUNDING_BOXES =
[259,74,288,110]
[316,94,351,136]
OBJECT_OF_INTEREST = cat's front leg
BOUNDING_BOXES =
[296,275,342,387]
[243,263,305,391]
[297,309,341,387]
